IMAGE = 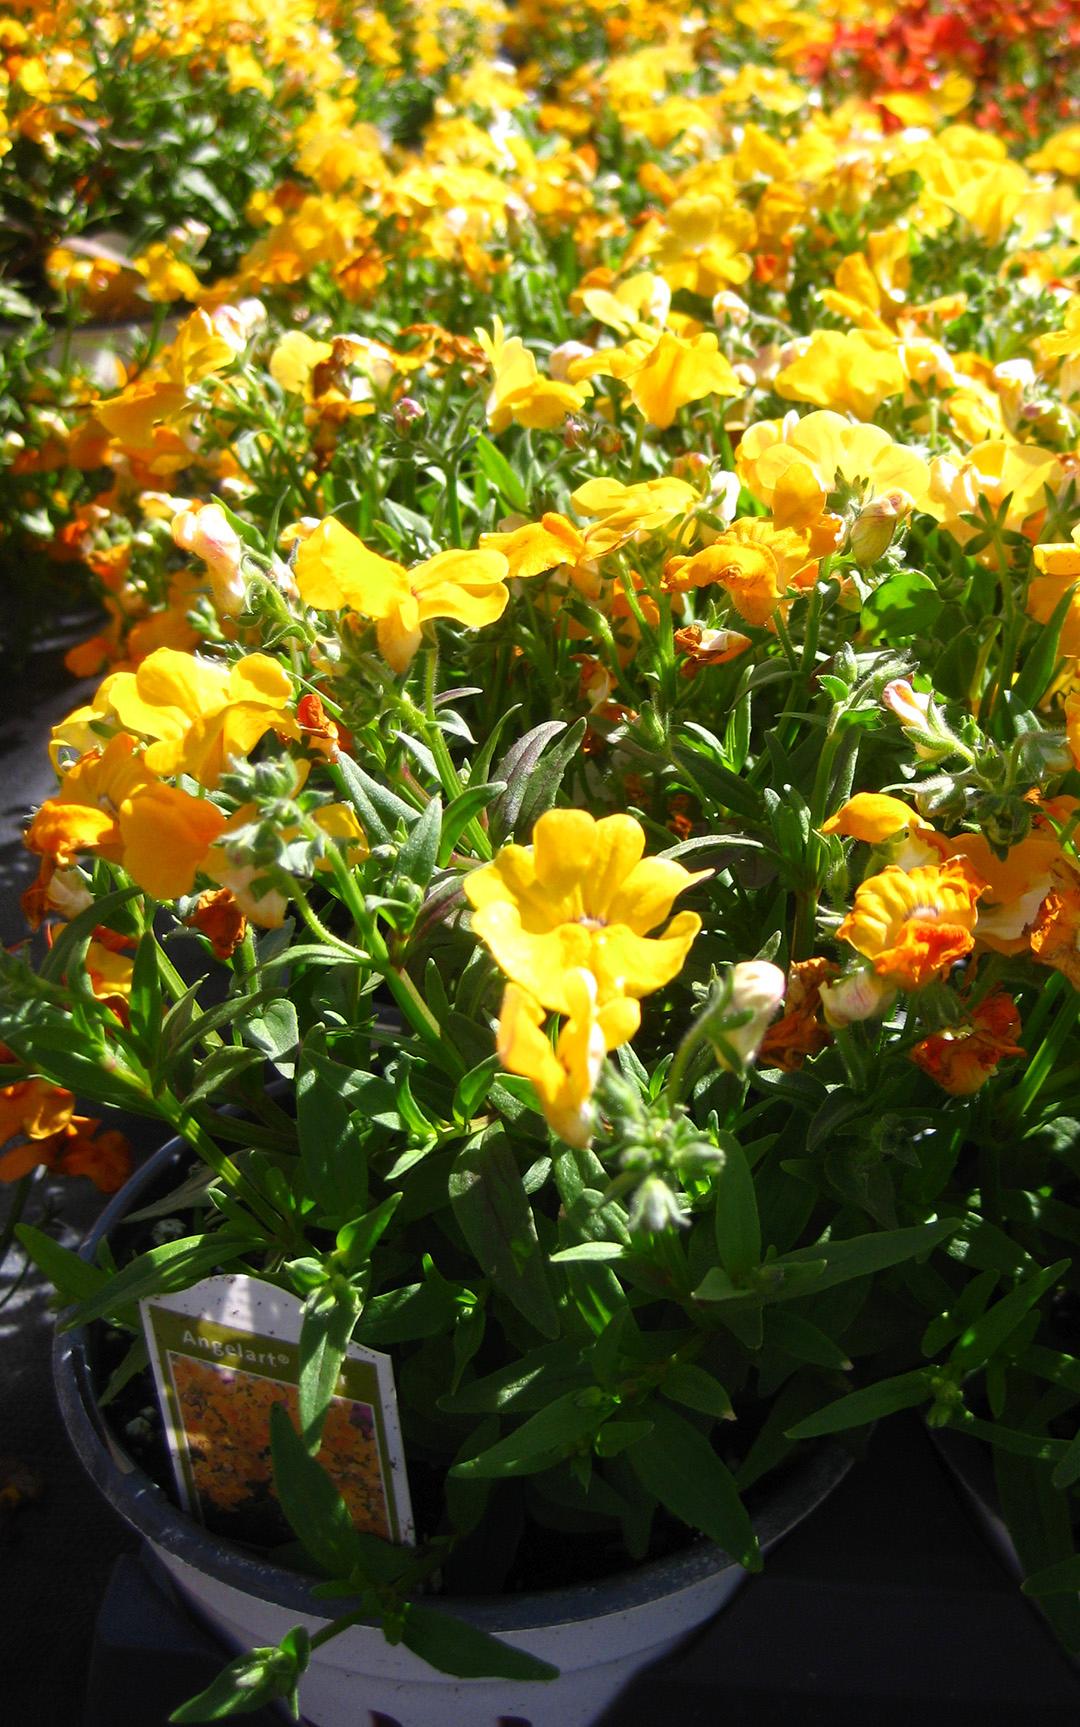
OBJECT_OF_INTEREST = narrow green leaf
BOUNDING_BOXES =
[662,1362,734,1421]
[398,795,442,888]
[471,433,530,513]
[439,782,506,864]
[298,1284,362,1452]
[786,1370,931,1439]
[449,1129,559,1338]
[269,1401,364,1578]
[450,1390,604,1478]
[401,1604,556,1683]
[714,1135,761,1279]
[64,1233,249,1330]
[629,1403,760,1569]
[948,1260,1069,1376]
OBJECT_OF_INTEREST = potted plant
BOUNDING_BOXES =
[6,1,1080,1717]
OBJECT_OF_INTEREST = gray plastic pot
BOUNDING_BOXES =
[55,1131,854,1727]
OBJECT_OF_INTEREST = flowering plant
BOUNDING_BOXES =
[6,0,1080,1715]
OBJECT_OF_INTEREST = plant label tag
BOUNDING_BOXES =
[140,1273,414,1549]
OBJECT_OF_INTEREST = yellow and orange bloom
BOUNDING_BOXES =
[464,810,705,1013]
[837,862,984,990]
[665,518,816,629]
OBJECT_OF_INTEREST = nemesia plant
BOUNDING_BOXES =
[5,0,1080,1715]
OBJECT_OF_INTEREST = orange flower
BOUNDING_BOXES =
[837,862,984,989]
[1030,880,1080,987]
[758,958,838,1070]
[910,993,1024,1095]
[0,1110,132,1193]
[187,888,248,960]
[665,518,815,629]
[673,623,752,676]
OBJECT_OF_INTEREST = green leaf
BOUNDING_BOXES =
[774,1218,960,1295]
[488,722,567,846]
[398,795,442,888]
[298,1283,362,1452]
[243,999,300,1066]
[452,1055,500,1123]
[997,1447,1080,1653]
[662,1362,734,1422]
[450,1389,606,1478]
[329,753,417,845]
[128,929,164,1059]
[1052,1425,1080,1492]
[38,886,143,984]
[549,1241,627,1264]
[335,1193,403,1273]
[863,569,943,640]
[948,1260,1069,1376]
[471,433,529,513]
[786,1370,931,1439]
[439,783,505,865]
[184,1046,263,1105]
[1012,581,1075,710]
[629,1403,760,1569]
[16,1225,114,1308]
[514,718,588,839]
[176,166,238,225]
[401,1604,556,1683]
[296,1034,370,1218]
[449,1129,559,1338]
[766,1308,851,1372]
[714,1135,761,1279]
[269,1401,364,1578]
[64,1232,249,1330]
[1023,1553,1080,1596]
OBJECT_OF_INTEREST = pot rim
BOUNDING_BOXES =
[54,1129,854,1632]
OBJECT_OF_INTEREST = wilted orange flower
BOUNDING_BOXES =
[1030,879,1080,987]
[187,888,249,960]
[838,861,984,989]
[673,623,752,675]
[910,992,1024,1095]
[758,957,838,1070]
[665,518,815,628]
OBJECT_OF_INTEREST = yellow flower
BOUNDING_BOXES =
[294,518,510,672]
[821,794,935,846]
[665,518,816,628]
[475,318,591,434]
[464,809,705,1013]
[737,411,936,517]
[118,782,229,899]
[1028,530,1080,656]
[837,862,984,990]
[497,972,640,1148]
[929,442,1060,547]
[624,331,740,429]
[570,474,700,554]
[91,649,296,790]
[775,330,905,420]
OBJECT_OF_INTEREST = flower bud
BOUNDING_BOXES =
[819,968,895,1028]
[549,340,594,382]
[173,502,246,614]
[393,396,425,436]
[710,961,787,1070]
[849,490,913,566]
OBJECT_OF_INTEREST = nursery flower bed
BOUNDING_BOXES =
[4,0,1080,1720]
